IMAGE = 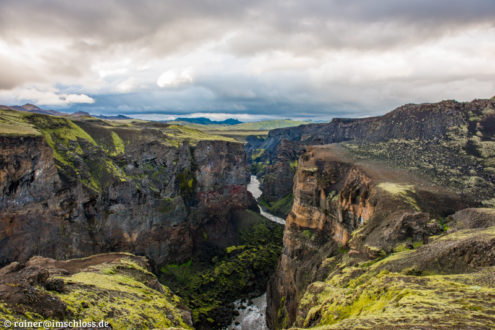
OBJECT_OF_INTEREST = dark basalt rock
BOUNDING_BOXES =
[0,127,256,271]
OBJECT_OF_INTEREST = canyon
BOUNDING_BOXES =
[247,98,495,329]
[0,108,281,329]
[1,97,495,329]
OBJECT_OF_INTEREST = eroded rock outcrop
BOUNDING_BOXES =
[266,145,493,329]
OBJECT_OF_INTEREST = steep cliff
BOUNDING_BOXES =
[267,145,495,329]
[248,98,495,207]
[0,109,256,269]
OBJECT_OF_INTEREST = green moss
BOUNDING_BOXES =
[377,182,420,211]
[0,257,191,329]
[159,210,283,328]
[299,266,495,329]
[289,159,299,171]
[393,243,411,253]
[294,225,495,328]
[110,131,125,155]
[259,193,293,218]
[177,169,197,206]
[21,114,97,171]
[226,245,246,253]
[55,259,191,329]
[0,109,41,136]
[302,229,312,240]
[251,148,265,160]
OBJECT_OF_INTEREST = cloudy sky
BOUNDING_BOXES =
[0,0,494,121]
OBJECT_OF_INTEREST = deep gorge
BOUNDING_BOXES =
[2,97,495,329]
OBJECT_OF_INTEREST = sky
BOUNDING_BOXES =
[0,0,494,121]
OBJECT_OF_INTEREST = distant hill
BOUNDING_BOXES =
[231,119,308,130]
[10,104,65,116]
[175,117,242,125]
[1,103,132,120]
[96,114,132,120]
[71,111,91,117]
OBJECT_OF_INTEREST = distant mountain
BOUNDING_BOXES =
[95,114,132,120]
[175,117,242,125]
[10,104,65,116]
[1,103,132,120]
[71,111,91,117]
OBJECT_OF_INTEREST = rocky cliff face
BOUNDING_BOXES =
[248,98,495,207]
[0,110,256,270]
[267,145,495,329]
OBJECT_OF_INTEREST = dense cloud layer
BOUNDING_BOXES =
[0,0,494,119]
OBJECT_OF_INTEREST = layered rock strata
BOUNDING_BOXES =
[267,145,495,329]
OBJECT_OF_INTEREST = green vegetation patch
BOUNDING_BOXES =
[166,124,236,145]
[251,148,265,160]
[159,210,283,328]
[0,109,41,136]
[294,224,495,329]
[377,182,420,211]
[299,266,495,329]
[26,114,97,167]
[110,131,125,155]
[259,193,294,218]
[56,258,191,329]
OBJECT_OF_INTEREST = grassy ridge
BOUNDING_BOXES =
[171,119,309,131]
[0,108,236,192]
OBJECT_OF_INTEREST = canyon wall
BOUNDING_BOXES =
[266,144,495,328]
[247,98,495,207]
[0,112,256,269]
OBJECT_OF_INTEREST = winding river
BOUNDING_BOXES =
[226,176,285,330]
[246,175,286,225]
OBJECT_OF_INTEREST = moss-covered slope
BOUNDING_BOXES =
[0,253,192,329]
[296,226,495,329]
[0,108,235,193]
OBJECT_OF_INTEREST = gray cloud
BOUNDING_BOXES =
[0,0,494,117]
[2,0,494,53]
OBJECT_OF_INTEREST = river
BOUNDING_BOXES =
[246,176,286,225]
[226,176,285,330]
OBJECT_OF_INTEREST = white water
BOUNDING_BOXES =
[227,293,269,330]
[225,176,285,330]
[247,175,286,225]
